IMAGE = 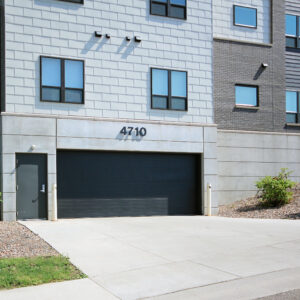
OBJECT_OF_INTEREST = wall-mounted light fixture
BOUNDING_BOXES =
[31,145,36,151]
[261,63,268,68]
[94,31,102,38]
[126,36,131,41]
[134,36,142,43]
[106,34,111,39]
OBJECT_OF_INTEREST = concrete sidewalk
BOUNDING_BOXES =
[8,216,300,299]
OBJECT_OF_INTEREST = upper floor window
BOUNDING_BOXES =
[233,5,257,28]
[41,56,84,104]
[286,14,299,48]
[59,0,83,3]
[150,0,186,20]
[235,85,258,107]
[151,68,187,111]
[286,91,299,123]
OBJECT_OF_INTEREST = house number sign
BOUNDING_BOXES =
[120,126,147,137]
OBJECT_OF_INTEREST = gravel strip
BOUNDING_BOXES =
[0,222,59,258]
[218,185,300,219]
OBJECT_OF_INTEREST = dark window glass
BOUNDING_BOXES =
[169,6,185,19]
[234,5,257,28]
[287,113,297,123]
[235,85,258,106]
[151,3,167,16]
[42,87,60,102]
[150,0,186,20]
[151,68,187,111]
[41,56,84,104]
[152,96,168,109]
[286,37,297,48]
[65,89,83,103]
[171,97,186,110]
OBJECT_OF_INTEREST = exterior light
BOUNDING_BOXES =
[94,31,102,38]
[134,36,141,43]
[106,34,111,39]
[262,63,268,68]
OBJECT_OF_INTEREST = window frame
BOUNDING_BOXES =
[58,0,84,4]
[286,14,300,49]
[235,84,259,107]
[233,5,257,29]
[40,56,85,105]
[151,67,188,111]
[286,90,300,124]
[150,0,187,20]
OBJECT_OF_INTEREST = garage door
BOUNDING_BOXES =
[57,150,201,218]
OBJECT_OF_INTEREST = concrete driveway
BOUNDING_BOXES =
[20,216,300,300]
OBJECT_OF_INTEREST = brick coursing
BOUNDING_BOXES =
[214,0,289,132]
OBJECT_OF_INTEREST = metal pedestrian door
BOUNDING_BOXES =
[16,154,47,219]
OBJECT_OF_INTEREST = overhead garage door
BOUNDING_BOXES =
[57,150,201,218]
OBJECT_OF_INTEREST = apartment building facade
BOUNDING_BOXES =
[214,0,300,205]
[0,0,217,221]
[0,0,299,221]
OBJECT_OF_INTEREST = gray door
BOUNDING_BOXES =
[16,154,47,219]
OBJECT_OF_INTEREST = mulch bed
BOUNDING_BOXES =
[0,222,59,258]
[218,184,300,220]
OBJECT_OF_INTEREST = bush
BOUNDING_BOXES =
[256,168,296,207]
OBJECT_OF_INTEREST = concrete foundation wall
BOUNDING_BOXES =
[217,130,300,205]
[1,114,218,221]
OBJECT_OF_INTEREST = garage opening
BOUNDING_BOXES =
[57,150,201,218]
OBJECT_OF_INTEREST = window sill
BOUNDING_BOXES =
[286,123,300,127]
[235,105,259,110]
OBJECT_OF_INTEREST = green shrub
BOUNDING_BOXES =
[256,168,296,207]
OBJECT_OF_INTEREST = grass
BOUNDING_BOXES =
[0,256,86,290]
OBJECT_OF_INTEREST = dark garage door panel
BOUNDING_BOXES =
[57,151,200,218]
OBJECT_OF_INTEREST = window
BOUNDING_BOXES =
[151,68,187,111]
[41,56,84,104]
[235,85,258,107]
[150,0,186,20]
[59,0,83,4]
[233,5,257,28]
[286,91,299,123]
[286,14,299,48]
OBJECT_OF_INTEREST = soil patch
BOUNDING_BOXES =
[218,184,300,219]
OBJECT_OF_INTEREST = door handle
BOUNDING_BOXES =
[40,184,46,193]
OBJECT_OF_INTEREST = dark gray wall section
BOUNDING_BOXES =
[214,0,287,132]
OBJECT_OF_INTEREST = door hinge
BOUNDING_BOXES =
[16,211,18,217]
[16,185,19,191]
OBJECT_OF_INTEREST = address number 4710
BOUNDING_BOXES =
[120,126,147,137]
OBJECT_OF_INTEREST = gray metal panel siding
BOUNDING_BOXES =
[286,0,300,12]
[286,1,300,90]
[285,0,300,133]
[214,0,287,132]
[286,51,300,89]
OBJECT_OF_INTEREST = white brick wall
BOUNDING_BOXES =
[213,0,271,44]
[4,0,213,124]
